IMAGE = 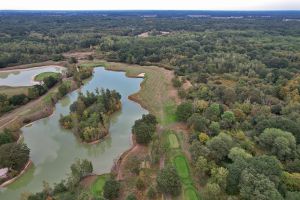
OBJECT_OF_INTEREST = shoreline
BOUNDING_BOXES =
[0,160,32,188]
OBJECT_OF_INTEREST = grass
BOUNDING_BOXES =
[0,86,30,97]
[34,72,60,81]
[184,186,199,200]
[169,133,180,148]
[174,155,190,179]
[90,175,108,197]
[163,101,177,125]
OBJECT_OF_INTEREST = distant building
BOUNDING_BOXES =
[0,168,8,179]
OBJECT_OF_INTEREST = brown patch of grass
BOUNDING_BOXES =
[0,86,30,97]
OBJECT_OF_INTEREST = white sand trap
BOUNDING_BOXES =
[137,73,145,78]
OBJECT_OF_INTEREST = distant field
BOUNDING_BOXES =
[34,72,60,81]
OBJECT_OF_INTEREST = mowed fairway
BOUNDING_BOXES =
[184,186,199,200]
[169,133,179,148]
[174,155,190,179]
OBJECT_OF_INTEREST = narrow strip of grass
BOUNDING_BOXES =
[174,155,190,179]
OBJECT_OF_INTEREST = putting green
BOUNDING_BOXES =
[169,133,179,148]
[174,155,189,179]
[184,186,199,200]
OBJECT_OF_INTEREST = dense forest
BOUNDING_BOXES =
[1,11,300,199]
[60,89,121,142]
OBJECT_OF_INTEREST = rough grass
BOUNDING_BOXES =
[0,86,30,97]
[184,186,199,200]
[90,175,107,197]
[174,155,190,179]
[34,72,60,81]
[169,133,179,149]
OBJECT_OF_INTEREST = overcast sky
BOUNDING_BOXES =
[1,0,300,10]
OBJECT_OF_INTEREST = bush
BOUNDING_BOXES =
[9,94,28,106]
[147,186,156,199]
[156,166,181,196]
[176,102,193,122]
[136,178,145,190]
[103,178,120,200]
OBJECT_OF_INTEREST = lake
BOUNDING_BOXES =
[0,66,65,87]
[0,67,147,199]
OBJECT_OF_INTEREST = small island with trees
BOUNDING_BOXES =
[59,89,121,143]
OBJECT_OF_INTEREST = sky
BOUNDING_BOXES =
[1,0,300,11]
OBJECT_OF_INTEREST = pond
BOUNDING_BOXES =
[0,67,147,199]
[0,66,65,87]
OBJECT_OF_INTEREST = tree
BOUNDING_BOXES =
[204,103,221,121]
[0,129,14,146]
[0,143,30,171]
[228,147,252,163]
[221,111,236,129]
[209,121,220,136]
[239,169,283,200]
[187,113,209,132]
[210,167,228,190]
[156,166,182,196]
[136,177,145,190]
[259,128,296,161]
[133,122,155,144]
[68,57,78,64]
[286,192,300,200]
[9,94,28,106]
[103,178,120,200]
[176,102,193,122]
[194,156,210,177]
[147,186,156,199]
[206,133,234,163]
[248,155,282,186]
[199,132,209,144]
[43,75,59,89]
[202,183,222,200]
[58,82,70,97]
[67,159,93,189]
[126,193,137,200]
[132,114,157,145]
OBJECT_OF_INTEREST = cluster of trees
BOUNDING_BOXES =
[0,128,30,183]
[175,98,300,198]
[60,89,121,142]
[27,159,93,200]
[132,114,157,144]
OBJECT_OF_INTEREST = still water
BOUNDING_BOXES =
[0,66,65,87]
[0,67,147,199]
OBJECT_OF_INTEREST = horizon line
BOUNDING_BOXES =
[1,9,300,12]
